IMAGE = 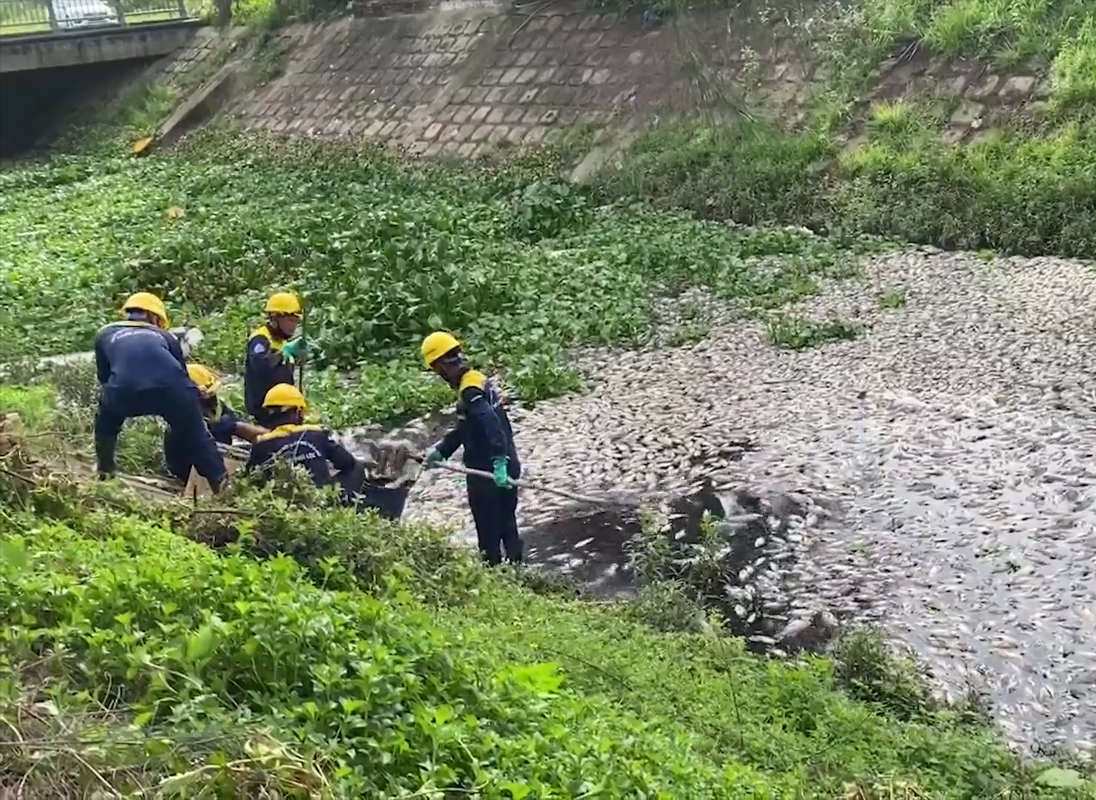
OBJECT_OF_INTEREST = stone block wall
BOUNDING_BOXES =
[159,26,245,88]
[230,4,683,155]
[154,2,1052,157]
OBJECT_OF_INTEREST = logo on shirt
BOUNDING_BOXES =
[108,327,171,351]
[272,439,323,466]
[252,341,268,355]
[456,381,502,419]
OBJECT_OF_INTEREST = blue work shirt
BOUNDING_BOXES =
[245,424,357,487]
[244,325,296,420]
[163,397,241,481]
[94,321,189,392]
[436,370,521,477]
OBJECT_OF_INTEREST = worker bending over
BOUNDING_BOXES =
[93,292,227,493]
[245,384,358,497]
[162,364,268,483]
[244,292,307,427]
[420,331,523,566]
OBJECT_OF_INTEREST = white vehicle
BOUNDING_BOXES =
[50,0,120,30]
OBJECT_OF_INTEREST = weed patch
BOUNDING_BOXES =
[766,313,864,349]
[877,285,908,309]
[860,0,1096,94]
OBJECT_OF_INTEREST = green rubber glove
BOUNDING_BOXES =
[424,448,445,469]
[281,338,307,363]
[492,457,511,488]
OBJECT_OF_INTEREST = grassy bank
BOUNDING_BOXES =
[2,383,1092,798]
[595,0,1095,258]
[860,0,1096,92]
[598,115,1096,258]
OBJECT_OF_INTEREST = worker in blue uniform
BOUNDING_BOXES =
[244,292,307,427]
[93,292,227,492]
[162,364,268,482]
[245,383,360,498]
[420,331,523,566]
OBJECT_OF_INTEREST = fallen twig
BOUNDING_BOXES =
[0,466,34,485]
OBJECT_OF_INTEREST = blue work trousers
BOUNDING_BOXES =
[467,477,523,565]
[94,386,226,484]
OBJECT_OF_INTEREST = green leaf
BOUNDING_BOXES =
[184,624,217,663]
[502,782,531,800]
[1035,768,1086,789]
[0,537,27,571]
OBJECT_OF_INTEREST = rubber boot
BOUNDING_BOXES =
[94,436,117,480]
[505,537,525,565]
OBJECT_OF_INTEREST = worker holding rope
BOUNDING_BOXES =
[244,292,307,427]
[93,292,227,493]
[420,331,524,566]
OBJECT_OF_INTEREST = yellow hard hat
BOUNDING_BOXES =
[186,363,220,393]
[265,292,302,316]
[122,292,169,327]
[262,383,307,410]
[421,331,461,367]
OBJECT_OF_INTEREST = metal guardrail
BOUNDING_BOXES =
[0,0,190,36]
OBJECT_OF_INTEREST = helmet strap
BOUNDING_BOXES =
[267,315,289,339]
[126,310,160,327]
[268,408,303,427]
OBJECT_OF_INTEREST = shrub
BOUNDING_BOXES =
[182,473,483,606]
[0,513,741,797]
[594,119,833,227]
[600,118,1096,259]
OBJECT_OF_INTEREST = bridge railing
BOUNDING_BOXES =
[0,0,192,36]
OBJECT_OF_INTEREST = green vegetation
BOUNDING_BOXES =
[2,383,1094,798]
[0,130,867,428]
[877,286,908,309]
[765,313,864,349]
[0,374,165,477]
[860,0,1095,82]
[602,112,1096,259]
[3,0,1096,791]
[596,0,1095,258]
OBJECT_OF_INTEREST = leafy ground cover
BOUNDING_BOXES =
[598,111,1096,258]
[0,129,867,428]
[861,0,1096,90]
[598,0,1095,258]
[2,384,1093,798]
